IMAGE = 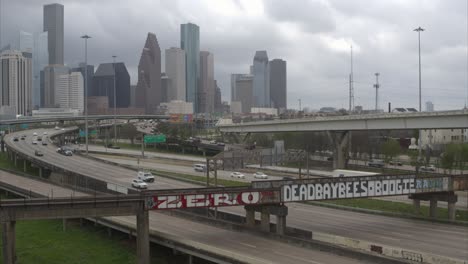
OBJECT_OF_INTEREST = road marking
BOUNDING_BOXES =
[238,242,257,248]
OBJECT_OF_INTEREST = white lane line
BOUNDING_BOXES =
[238,242,257,248]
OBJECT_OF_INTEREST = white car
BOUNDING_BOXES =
[253,172,268,179]
[43,131,48,135]
[33,132,38,136]
[32,140,38,145]
[55,126,60,130]
[230,172,245,179]
[132,179,148,189]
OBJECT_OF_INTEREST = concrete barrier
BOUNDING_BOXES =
[313,232,466,264]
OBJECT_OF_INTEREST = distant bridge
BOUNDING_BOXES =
[0,114,170,126]
[218,110,468,133]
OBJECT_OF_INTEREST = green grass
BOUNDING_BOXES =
[0,152,39,176]
[99,141,211,158]
[152,170,249,187]
[318,198,468,222]
[0,219,189,264]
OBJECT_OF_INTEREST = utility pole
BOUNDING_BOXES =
[81,35,91,155]
[349,46,354,112]
[374,73,380,111]
[112,55,117,146]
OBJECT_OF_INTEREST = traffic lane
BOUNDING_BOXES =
[222,204,468,260]
[376,194,467,210]
[84,144,205,162]
[273,203,467,260]
[7,129,180,190]
[108,213,373,264]
[90,154,285,183]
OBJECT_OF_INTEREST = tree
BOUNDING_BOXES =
[408,149,421,173]
[441,144,458,174]
[120,124,138,145]
[381,139,400,163]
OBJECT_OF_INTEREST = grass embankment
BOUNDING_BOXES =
[152,169,248,187]
[0,219,188,264]
[0,152,39,176]
[318,198,468,222]
[102,141,211,158]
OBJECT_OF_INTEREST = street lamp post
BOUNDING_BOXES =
[112,55,117,146]
[414,27,424,112]
[414,26,424,167]
[81,34,91,155]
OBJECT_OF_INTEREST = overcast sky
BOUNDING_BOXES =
[1,0,467,110]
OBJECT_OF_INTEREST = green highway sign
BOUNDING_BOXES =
[144,134,166,143]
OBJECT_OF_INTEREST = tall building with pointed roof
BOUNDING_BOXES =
[136,32,161,114]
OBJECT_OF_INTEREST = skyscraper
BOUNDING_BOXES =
[93,62,130,108]
[231,74,244,102]
[0,50,32,117]
[231,74,253,113]
[252,51,270,107]
[43,3,64,65]
[19,31,33,52]
[165,47,186,101]
[214,80,222,113]
[43,64,69,107]
[56,72,84,112]
[136,32,162,113]
[72,63,94,97]
[199,51,214,113]
[269,59,287,110]
[180,23,200,112]
[425,101,434,112]
[19,31,48,108]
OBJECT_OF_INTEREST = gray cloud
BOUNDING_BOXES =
[263,0,336,33]
[0,0,467,111]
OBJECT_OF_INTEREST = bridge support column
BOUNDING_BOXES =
[260,208,270,232]
[13,154,17,167]
[413,199,420,215]
[39,167,43,178]
[23,160,27,172]
[2,221,16,264]
[276,215,286,235]
[245,207,255,228]
[327,131,349,169]
[448,202,456,221]
[136,209,150,264]
[429,198,438,218]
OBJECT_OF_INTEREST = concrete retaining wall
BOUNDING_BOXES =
[314,232,466,264]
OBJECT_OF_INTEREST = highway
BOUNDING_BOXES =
[0,170,373,264]
[5,128,468,261]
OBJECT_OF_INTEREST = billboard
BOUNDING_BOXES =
[170,114,193,123]
[147,190,280,210]
[281,176,450,202]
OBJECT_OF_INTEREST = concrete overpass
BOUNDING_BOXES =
[0,114,170,126]
[218,110,468,168]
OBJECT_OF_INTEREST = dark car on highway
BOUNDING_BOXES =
[34,150,44,157]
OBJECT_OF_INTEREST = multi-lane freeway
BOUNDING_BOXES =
[4,128,468,262]
[0,165,372,264]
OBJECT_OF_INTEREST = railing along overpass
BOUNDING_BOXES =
[218,110,468,168]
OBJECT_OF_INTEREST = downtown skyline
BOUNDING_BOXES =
[1,0,467,111]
